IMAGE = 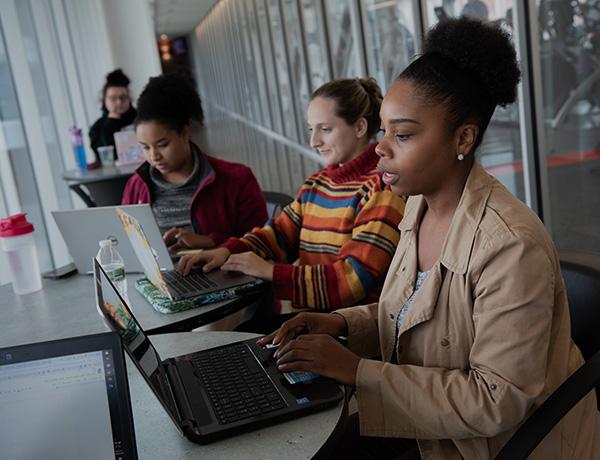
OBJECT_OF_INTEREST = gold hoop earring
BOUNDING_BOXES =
[457,154,465,161]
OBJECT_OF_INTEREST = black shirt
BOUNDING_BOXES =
[89,106,137,162]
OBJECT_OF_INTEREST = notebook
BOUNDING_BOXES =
[52,204,172,274]
[0,332,137,459]
[116,208,259,301]
[93,258,343,443]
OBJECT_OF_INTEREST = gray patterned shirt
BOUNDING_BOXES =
[149,146,211,234]
[394,270,429,345]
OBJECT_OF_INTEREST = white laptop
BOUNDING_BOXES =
[52,204,172,274]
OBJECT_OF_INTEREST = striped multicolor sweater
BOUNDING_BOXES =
[222,144,405,310]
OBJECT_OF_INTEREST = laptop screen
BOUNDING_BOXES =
[93,258,181,429]
[0,333,137,459]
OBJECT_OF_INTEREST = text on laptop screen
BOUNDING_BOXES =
[94,260,180,423]
[0,350,122,459]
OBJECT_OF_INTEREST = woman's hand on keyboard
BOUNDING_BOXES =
[221,252,274,281]
[257,312,348,351]
[275,334,360,386]
[163,227,216,252]
[177,247,231,276]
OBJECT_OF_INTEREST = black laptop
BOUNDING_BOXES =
[93,258,344,443]
[0,332,137,459]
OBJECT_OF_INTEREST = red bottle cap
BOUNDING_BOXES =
[0,213,35,237]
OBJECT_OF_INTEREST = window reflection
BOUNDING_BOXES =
[301,0,331,89]
[267,0,297,138]
[425,0,510,27]
[255,0,284,133]
[243,1,271,127]
[538,0,600,251]
[424,0,524,201]
[362,0,416,92]
[325,0,362,77]
[0,18,53,271]
[282,0,311,143]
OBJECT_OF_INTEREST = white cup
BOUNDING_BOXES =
[98,145,115,166]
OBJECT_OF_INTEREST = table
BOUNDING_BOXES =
[131,332,346,459]
[62,163,139,207]
[0,274,264,347]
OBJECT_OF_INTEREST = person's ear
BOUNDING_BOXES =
[456,123,478,159]
[355,117,368,139]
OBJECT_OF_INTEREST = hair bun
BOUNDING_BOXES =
[423,17,520,106]
[136,72,203,130]
[105,68,130,87]
[357,77,383,105]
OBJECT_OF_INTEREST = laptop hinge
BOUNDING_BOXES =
[163,359,198,432]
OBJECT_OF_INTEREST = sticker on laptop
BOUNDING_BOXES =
[116,208,172,299]
[283,370,320,385]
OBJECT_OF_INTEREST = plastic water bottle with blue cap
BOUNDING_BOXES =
[69,126,87,171]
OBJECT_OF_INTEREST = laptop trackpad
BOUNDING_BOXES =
[178,362,213,426]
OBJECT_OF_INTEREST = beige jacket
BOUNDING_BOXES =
[337,163,599,459]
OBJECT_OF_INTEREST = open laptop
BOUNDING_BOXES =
[94,258,343,443]
[0,332,137,459]
[116,207,259,301]
[53,204,171,274]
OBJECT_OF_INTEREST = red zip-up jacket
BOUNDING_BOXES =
[121,151,268,245]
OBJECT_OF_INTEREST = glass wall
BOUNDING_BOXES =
[0,18,54,271]
[536,0,600,251]
[423,0,525,202]
[192,0,600,255]
[300,0,332,89]
[325,0,364,77]
[361,0,417,92]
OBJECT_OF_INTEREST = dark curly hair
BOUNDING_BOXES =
[311,77,383,139]
[105,68,130,88]
[398,17,520,149]
[135,73,204,133]
[101,69,131,111]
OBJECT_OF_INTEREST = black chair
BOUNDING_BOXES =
[263,191,294,220]
[559,254,600,361]
[69,176,131,207]
[495,251,600,459]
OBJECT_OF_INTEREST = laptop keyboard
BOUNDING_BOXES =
[191,344,286,425]
[163,269,218,297]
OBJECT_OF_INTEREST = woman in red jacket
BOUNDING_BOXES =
[121,74,268,251]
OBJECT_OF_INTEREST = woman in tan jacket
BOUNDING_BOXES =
[260,17,600,460]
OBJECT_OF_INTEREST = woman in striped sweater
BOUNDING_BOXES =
[178,78,405,313]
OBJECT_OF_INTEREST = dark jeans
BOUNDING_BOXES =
[235,312,298,334]
[321,413,420,460]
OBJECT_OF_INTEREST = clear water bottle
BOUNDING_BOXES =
[96,239,127,296]
[69,126,87,170]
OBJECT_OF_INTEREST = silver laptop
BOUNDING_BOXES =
[52,205,172,274]
[116,208,259,301]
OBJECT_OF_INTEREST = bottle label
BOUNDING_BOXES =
[109,266,125,282]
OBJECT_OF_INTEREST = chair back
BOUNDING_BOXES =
[70,176,131,207]
[559,256,600,360]
[263,191,294,220]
